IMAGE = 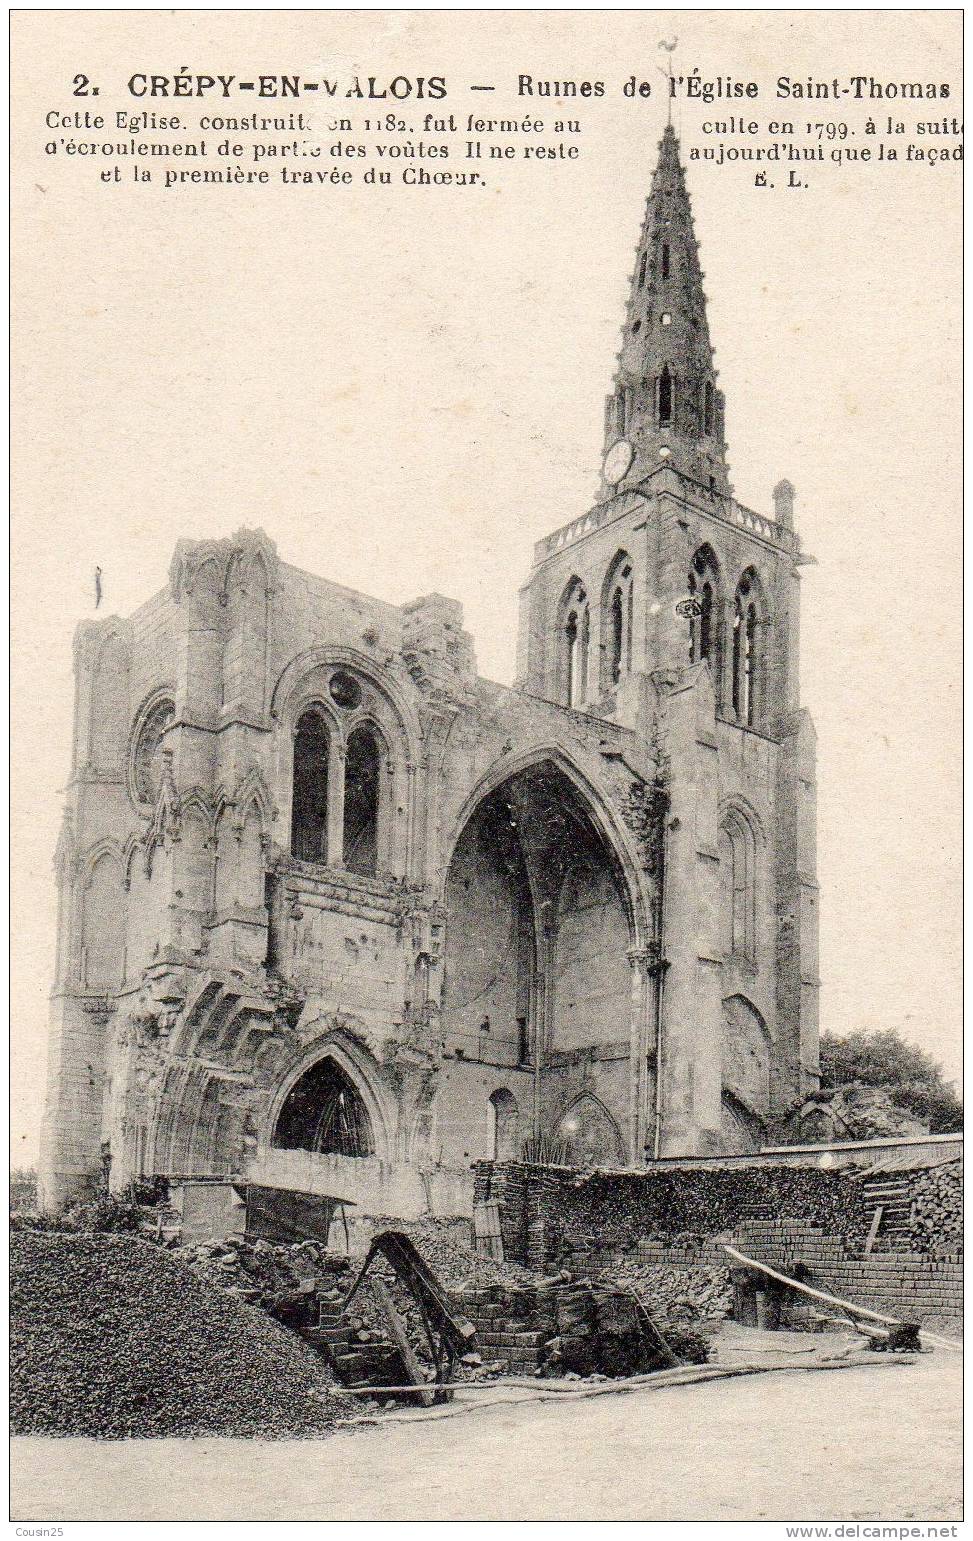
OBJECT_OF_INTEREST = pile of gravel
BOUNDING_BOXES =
[384,1216,536,1289]
[11,1232,354,1439]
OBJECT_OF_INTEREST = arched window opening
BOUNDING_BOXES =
[272,1057,374,1158]
[658,366,673,427]
[719,811,758,965]
[704,379,715,436]
[610,588,624,685]
[743,604,758,725]
[604,557,634,690]
[661,242,671,279]
[687,548,720,689]
[559,1094,625,1168]
[291,708,329,862]
[732,598,743,716]
[344,724,381,876]
[563,583,589,708]
[637,250,648,288]
[732,573,761,727]
[687,570,698,663]
[565,611,578,705]
[700,581,714,660]
[487,1088,520,1161]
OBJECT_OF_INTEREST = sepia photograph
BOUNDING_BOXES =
[9,7,962,1526]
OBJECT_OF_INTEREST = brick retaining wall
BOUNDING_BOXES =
[474,1157,963,1322]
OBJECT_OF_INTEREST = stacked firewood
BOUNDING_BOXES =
[906,1161,963,1258]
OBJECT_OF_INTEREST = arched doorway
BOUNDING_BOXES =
[272,1056,374,1158]
[487,1088,520,1160]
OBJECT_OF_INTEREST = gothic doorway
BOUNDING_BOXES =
[271,1056,374,1158]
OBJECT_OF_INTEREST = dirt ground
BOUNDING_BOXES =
[11,1341,961,1522]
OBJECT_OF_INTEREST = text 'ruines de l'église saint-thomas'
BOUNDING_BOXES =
[67,68,954,103]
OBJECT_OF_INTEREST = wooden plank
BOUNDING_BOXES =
[474,1202,501,1239]
[369,1278,436,1408]
[473,1202,504,1261]
[722,1243,963,1351]
[864,1204,884,1256]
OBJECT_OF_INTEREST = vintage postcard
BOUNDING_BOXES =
[10,8,962,1527]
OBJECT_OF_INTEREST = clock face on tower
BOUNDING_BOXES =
[603,438,634,486]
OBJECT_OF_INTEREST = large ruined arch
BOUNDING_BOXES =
[443,748,647,939]
[442,753,646,1079]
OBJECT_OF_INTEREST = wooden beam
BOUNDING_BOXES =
[369,1278,436,1408]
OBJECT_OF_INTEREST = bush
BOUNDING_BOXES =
[820,1029,962,1133]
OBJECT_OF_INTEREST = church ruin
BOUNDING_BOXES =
[39,126,820,1213]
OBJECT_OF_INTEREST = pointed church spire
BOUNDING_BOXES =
[603,125,730,497]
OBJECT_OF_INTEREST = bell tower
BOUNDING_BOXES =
[516,122,820,1157]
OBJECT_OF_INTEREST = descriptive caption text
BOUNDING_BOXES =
[39,66,963,193]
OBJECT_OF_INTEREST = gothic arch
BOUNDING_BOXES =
[556,1091,625,1168]
[273,650,416,873]
[487,1087,521,1160]
[343,719,386,877]
[722,993,772,1136]
[687,543,723,693]
[176,788,216,838]
[718,799,762,967]
[121,831,145,889]
[80,845,125,991]
[731,566,771,728]
[600,550,635,691]
[442,747,648,948]
[556,575,590,708]
[263,1035,393,1163]
[224,545,272,715]
[270,644,421,758]
[87,625,131,772]
[223,766,274,833]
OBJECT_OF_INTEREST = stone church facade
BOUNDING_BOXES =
[39,127,820,1214]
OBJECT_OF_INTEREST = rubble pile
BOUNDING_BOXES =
[906,1161,963,1258]
[10,1232,353,1438]
[607,1261,734,1324]
[166,1232,329,1321]
[459,1274,714,1381]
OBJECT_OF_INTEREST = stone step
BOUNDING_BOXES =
[304,1325,353,1348]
